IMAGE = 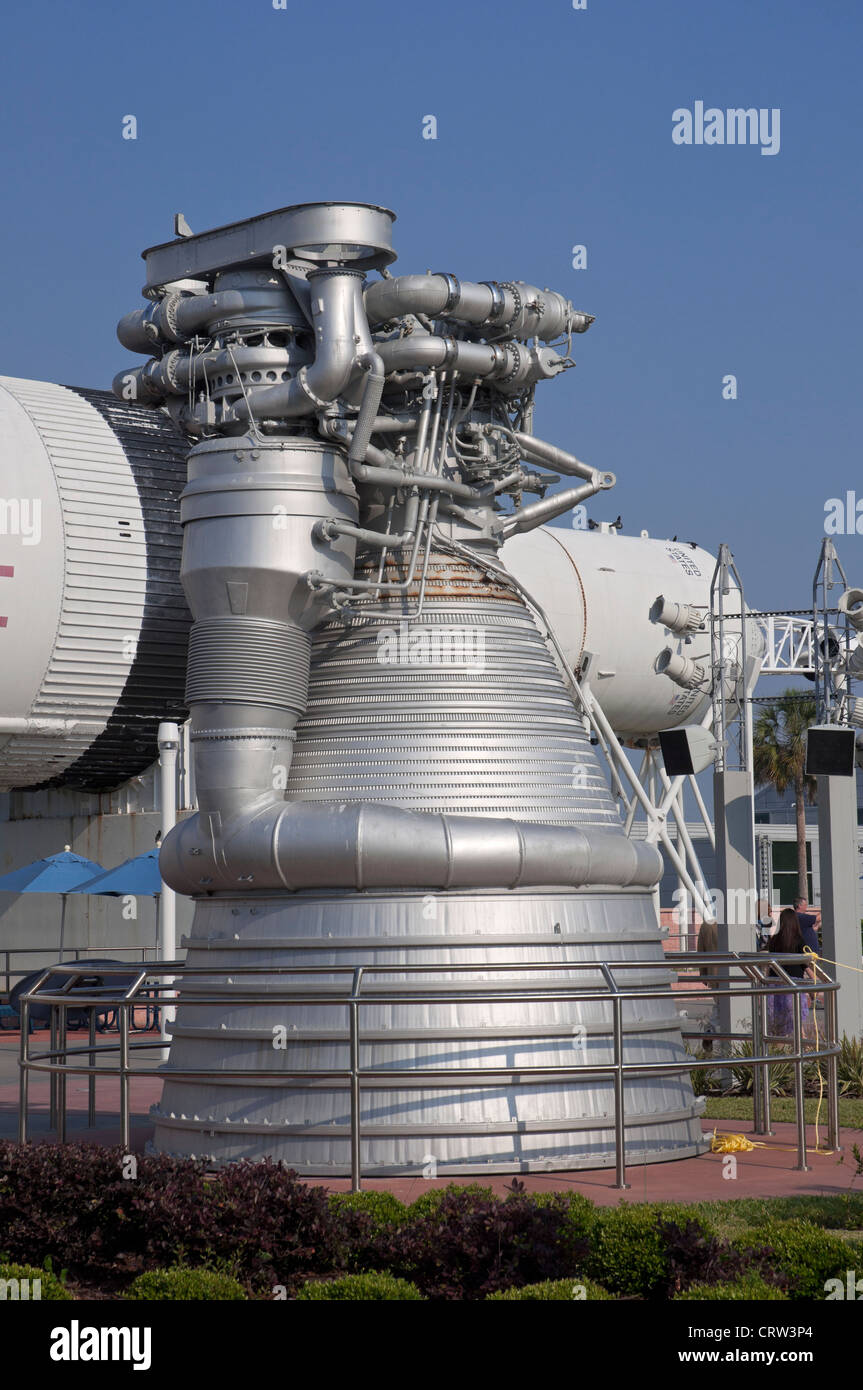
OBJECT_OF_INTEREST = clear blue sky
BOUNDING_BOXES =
[1,0,860,614]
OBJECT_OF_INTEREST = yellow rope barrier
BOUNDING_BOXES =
[709,1129,836,1156]
[710,1130,768,1153]
[802,945,863,976]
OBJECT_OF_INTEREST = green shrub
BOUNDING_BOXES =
[407,1183,496,1220]
[530,1190,596,1242]
[327,1190,410,1272]
[837,1034,863,1098]
[124,1267,247,1300]
[674,1273,787,1301]
[372,1189,588,1299]
[0,1261,71,1300]
[732,1220,851,1300]
[328,1191,408,1230]
[649,1202,718,1237]
[688,1047,720,1096]
[585,1204,717,1297]
[295,1272,424,1301]
[487,1278,612,1300]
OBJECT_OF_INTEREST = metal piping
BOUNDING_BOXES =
[500,481,609,538]
[375,335,569,393]
[228,269,367,420]
[158,799,662,895]
[117,283,306,354]
[105,199,706,1174]
[365,274,593,341]
[507,429,610,489]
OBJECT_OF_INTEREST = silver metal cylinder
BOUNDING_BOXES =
[155,548,705,1170]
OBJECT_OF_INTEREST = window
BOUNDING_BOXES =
[771,840,812,905]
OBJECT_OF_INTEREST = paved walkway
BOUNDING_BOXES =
[1,1028,858,1205]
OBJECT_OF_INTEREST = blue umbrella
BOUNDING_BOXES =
[0,849,104,894]
[0,849,106,960]
[71,848,163,953]
[71,848,162,898]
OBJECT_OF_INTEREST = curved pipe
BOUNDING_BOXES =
[211,268,368,421]
[377,334,502,377]
[117,285,306,353]
[500,481,608,538]
[507,430,601,486]
[113,344,300,401]
[348,353,386,469]
[365,275,593,342]
[159,800,663,895]
[375,337,568,394]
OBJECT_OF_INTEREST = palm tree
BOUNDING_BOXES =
[753,690,818,899]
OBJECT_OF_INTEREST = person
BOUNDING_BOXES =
[765,907,816,1040]
[755,899,777,952]
[696,919,720,1052]
[793,895,820,956]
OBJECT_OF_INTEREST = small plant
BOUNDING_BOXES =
[732,1220,851,1300]
[530,1190,596,1244]
[586,1205,717,1298]
[487,1278,612,1300]
[728,1039,821,1097]
[124,1267,247,1300]
[328,1190,410,1271]
[406,1183,496,1221]
[0,1261,72,1300]
[295,1272,424,1301]
[328,1191,408,1230]
[688,1047,719,1096]
[374,1189,588,1300]
[837,1035,863,1098]
[674,1273,787,1301]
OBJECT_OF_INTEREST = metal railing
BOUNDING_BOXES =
[16,951,841,1191]
[0,945,162,999]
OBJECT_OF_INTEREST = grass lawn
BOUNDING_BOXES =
[702,1095,863,1128]
[666,1194,863,1244]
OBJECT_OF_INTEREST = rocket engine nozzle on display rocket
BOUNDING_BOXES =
[0,201,724,1174]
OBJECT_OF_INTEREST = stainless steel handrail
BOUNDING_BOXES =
[1,945,159,997]
[16,952,841,1191]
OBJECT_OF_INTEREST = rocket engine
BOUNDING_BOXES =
[106,200,708,1172]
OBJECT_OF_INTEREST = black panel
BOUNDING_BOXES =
[26,389,191,791]
[658,728,695,777]
[805,726,856,778]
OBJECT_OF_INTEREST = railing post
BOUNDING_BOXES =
[120,1003,131,1152]
[762,974,776,1137]
[349,967,364,1193]
[57,1003,68,1143]
[792,986,810,1172]
[49,1006,58,1129]
[612,993,629,1190]
[597,962,629,1192]
[751,969,766,1135]
[826,978,841,1154]
[18,997,29,1143]
[88,1008,97,1128]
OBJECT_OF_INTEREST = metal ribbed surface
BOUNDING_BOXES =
[286,554,620,825]
[58,388,190,788]
[153,891,706,1173]
[0,379,148,786]
[155,550,704,1172]
[186,617,309,712]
